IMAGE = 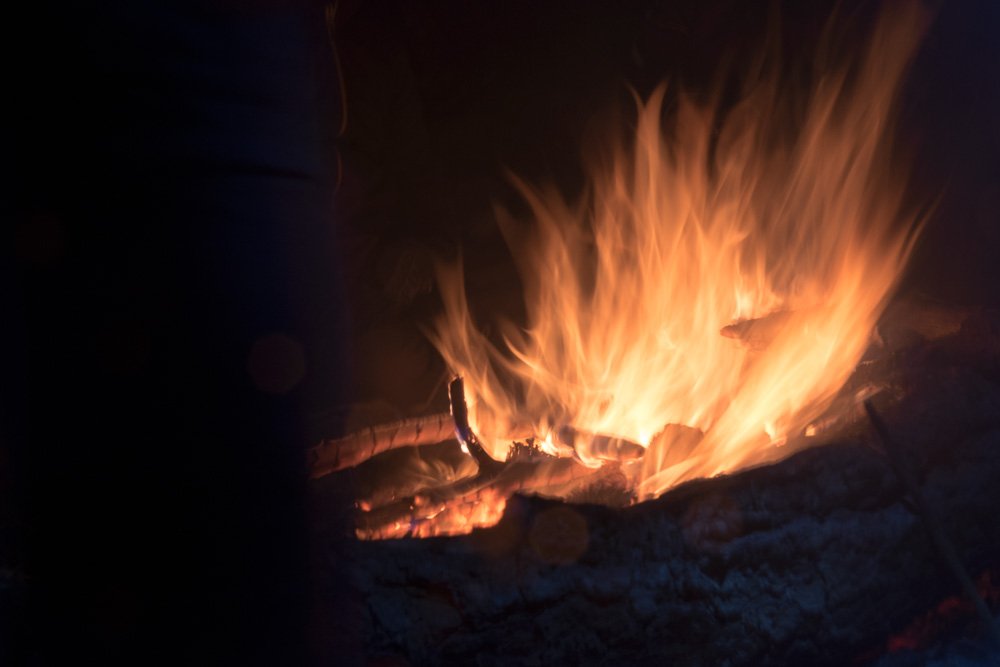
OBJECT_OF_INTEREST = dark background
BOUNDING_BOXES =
[9,2,347,664]
[6,0,999,664]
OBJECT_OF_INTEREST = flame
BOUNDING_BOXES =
[427,6,927,506]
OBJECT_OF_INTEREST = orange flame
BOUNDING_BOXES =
[428,5,927,505]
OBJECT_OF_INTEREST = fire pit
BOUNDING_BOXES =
[316,306,1000,663]
[317,0,1000,663]
[322,0,928,536]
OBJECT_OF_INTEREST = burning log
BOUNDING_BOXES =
[449,376,647,466]
[324,301,994,537]
[339,418,1000,664]
[319,314,1000,664]
[304,379,563,480]
[556,426,646,464]
[310,375,649,487]
[447,376,505,476]
[308,412,456,477]
[355,377,628,539]
[719,310,794,351]
[355,457,607,540]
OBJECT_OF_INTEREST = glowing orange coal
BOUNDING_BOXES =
[428,4,927,508]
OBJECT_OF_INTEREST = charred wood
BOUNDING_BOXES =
[356,452,609,540]
[345,429,1000,665]
[720,310,794,351]
[447,376,505,476]
[320,314,1000,665]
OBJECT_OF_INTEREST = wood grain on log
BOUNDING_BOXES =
[309,412,455,477]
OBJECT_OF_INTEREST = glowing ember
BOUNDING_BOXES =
[356,487,508,541]
[427,3,927,515]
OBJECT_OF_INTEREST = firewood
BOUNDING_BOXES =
[355,456,603,539]
[308,412,456,477]
[351,383,641,537]
[556,426,646,463]
[307,399,647,480]
[354,377,617,538]
[720,310,793,350]
[354,378,593,539]
[448,376,505,476]
[345,422,1000,664]
[322,318,1000,663]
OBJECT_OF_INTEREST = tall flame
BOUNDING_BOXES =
[429,5,927,500]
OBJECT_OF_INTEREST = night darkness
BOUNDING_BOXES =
[7,1,1000,665]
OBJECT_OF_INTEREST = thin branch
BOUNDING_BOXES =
[309,412,456,478]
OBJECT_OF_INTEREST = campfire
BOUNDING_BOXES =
[314,3,929,538]
[315,1,1000,663]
